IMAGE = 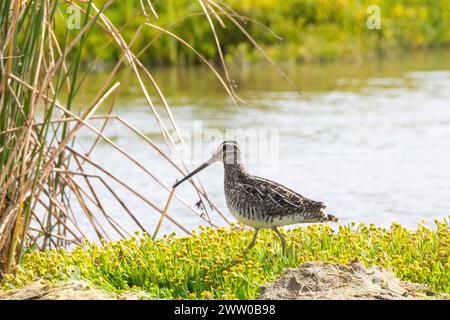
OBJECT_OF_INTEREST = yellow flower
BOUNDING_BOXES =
[394,4,404,17]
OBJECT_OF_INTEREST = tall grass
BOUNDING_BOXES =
[0,0,118,274]
[0,0,288,275]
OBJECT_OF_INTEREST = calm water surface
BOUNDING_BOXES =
[74,50,450,238]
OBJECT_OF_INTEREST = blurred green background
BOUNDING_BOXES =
[58,0,450,66]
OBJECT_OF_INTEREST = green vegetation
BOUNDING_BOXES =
[57,0,450,66]
[1,0,449,300]
[2,218,449,299]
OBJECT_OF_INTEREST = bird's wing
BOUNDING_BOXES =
[237,176,325,212]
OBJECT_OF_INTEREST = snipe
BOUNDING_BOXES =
[173,140,339,254]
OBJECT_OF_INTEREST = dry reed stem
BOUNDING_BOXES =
[153,187,176,240]
[1,0,294,273]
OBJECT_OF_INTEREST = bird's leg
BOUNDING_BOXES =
[243,228,259,255]
[272,227,286,255]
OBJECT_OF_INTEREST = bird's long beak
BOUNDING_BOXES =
[173,156,215,188]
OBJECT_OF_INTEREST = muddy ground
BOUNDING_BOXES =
[258,261,435,300]
[1,262,445,300]
[0,280,142,300]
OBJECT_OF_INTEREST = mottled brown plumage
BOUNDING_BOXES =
[224,163,332,226]
[173,140,339,254]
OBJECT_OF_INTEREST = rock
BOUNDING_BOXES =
[257,261,431,300]
[0,280,141,300]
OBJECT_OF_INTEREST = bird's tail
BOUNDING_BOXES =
[326,214,339,222]
[317,207,339,223]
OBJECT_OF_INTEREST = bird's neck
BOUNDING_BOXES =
[223,160,247,180]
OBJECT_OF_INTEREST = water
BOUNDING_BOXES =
[73,50,450,239]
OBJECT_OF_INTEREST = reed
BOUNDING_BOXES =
[0,0,118,274]
[0,0,287,275]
